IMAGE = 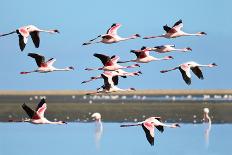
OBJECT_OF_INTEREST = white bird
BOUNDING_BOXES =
[83,23,140,45]
[120,117,180,146]
[118,46,173,63]
[143,19,206,39]
[86,73,136,95]
[21,98,66,124]
[149,45,192,53]
[0,25,59,51]
[85,53,140,71]
[91,112,103,149]
[20,53,74,74]
[160,61,217,85]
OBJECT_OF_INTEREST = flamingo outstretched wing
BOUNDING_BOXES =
[106,23,121,35]
[142,122,155,146]
[172,19,183,31]
[30,31,40,48]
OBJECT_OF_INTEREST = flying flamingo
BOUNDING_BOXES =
[118,46,173,63]
[0,25,59,51]
[91,112,103,149]
[149,45,192,53]
[21,98,66,124]
[20,53,74,74]
[143,19,206,39]
[86,73,136,95]
[120,117,180,146]
[85,53,140,71]
[81,69,142,84]
[83,23,140,45]
[160,61,217,85]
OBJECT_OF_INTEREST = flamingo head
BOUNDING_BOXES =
[53,29,60,33]
[174,123,180,127]
[129,88,136,91]
[164,56,174,60]
[68,66,75,70]
[134,64,140,67]
[198,32,207,35]
[186,47,192,51]
[203,108,209,114]
[209,63,217,67]
[91,112,101,121]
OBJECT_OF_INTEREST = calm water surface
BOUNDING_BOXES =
[0,123,230,155]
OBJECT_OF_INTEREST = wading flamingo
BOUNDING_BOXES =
[143,19,206,39]
[0,25,59,51]
[21,98,66,124]
[203,108,211,147]
[20,53,74,74]
[160,61,217,85]
[91,112,103,148]
[120,117,180,146]
[83,23,140,45]
[85,53,140,71]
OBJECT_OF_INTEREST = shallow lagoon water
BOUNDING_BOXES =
[0,123,230,155]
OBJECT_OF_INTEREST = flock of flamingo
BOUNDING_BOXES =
[1,19,214,146]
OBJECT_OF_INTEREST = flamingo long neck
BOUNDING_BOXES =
[53,67,72,71]
[120,35,138,41]
[38,29,56,34]
[86,67,103,71]
[0,31,16,37]
[172,48,189,52]
[182,32,202,36]
[160,67,179,73]
[123,64,139,69]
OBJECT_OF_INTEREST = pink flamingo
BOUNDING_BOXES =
[91,112,103,148]
[20,53,74,74]
[82,69,142,84]
[143,19,206,39]
[0,25,59,51]
[150,45,192,53]
[21,98,66,124]
[85,53,140,71]
[86,73,136,95]
[160,61,217,85]
[83,23,140,45]
[120,117,180,146]
[118,46,173,63]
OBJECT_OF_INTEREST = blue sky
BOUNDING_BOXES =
[0,0,231,90]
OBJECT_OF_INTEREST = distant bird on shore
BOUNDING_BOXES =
[160,61,217,85]
[143,19,206,39]
[86,73,136,95]
[20,53,74,74]
[118,46,173,63]
[21,98,66,124]
[91,112,103,149]
[149,45,192,53]
[82,69,142,84]
[120,117,180,146]
[0,25,59,51]
[83,23,140,45]
[85,53,140,71]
